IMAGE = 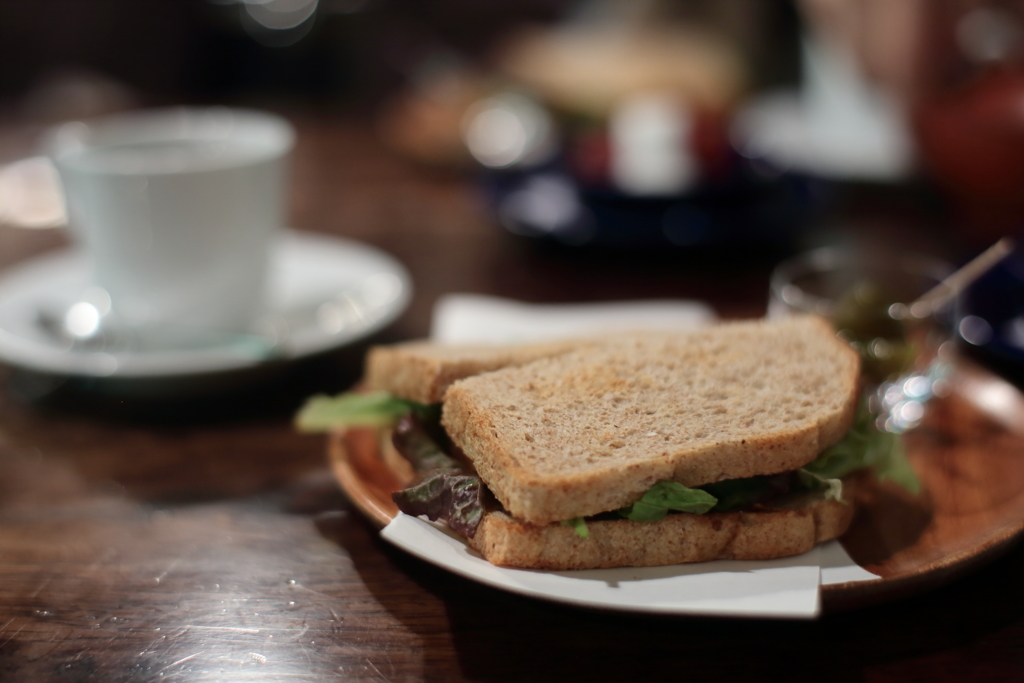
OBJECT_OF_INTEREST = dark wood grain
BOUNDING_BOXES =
[3,114,1024,683]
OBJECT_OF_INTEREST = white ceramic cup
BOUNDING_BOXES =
[47,107,294,336]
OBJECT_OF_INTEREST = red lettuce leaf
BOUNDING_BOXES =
[390,413,485,538]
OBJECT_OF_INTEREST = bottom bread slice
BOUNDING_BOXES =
[467,497,855,570]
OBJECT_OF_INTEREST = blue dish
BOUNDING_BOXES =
[478,155,828,252]
[959,241,1024,384]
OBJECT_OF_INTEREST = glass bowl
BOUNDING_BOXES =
[769,246,957,432]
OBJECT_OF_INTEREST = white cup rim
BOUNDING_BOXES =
[45,106,295,176]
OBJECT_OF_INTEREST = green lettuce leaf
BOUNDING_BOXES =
[561,517,590,539]
[294,391,436,432]
[618,481,718,522]
[803,398,920,494]
[871,437,920,494]
[796,469,844,502]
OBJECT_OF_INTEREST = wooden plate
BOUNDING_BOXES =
[329,361,1024,612]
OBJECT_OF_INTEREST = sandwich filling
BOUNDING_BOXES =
[298,391,917,540]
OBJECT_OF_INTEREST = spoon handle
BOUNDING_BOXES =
[910,237,1015,318]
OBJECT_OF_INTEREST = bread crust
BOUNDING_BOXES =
[365,339,584,404]
[443,317,860,525]
[468,496,856,570]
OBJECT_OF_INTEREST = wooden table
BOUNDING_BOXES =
[2,114,1024,682]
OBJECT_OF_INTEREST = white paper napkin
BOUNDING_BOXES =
[381,294,877,618]
[431,294,717,343]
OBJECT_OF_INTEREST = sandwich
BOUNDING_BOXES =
[298,316,917,570]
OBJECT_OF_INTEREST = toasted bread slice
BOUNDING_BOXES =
[364,339,585,404]
[442,316,860,525]
[468,495,855,570]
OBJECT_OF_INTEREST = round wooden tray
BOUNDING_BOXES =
[329,361,1024,613]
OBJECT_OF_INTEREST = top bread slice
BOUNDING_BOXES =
[441,316,860,525]
[364,338,587,404]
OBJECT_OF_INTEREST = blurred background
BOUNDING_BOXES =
[2,0,1024,401]
[4,0,1024,242]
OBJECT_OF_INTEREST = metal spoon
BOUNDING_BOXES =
[891,237,1016,320]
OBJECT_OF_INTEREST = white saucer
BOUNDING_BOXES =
[0,230,412,378]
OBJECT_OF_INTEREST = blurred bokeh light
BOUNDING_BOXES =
[0,0,1022,253]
